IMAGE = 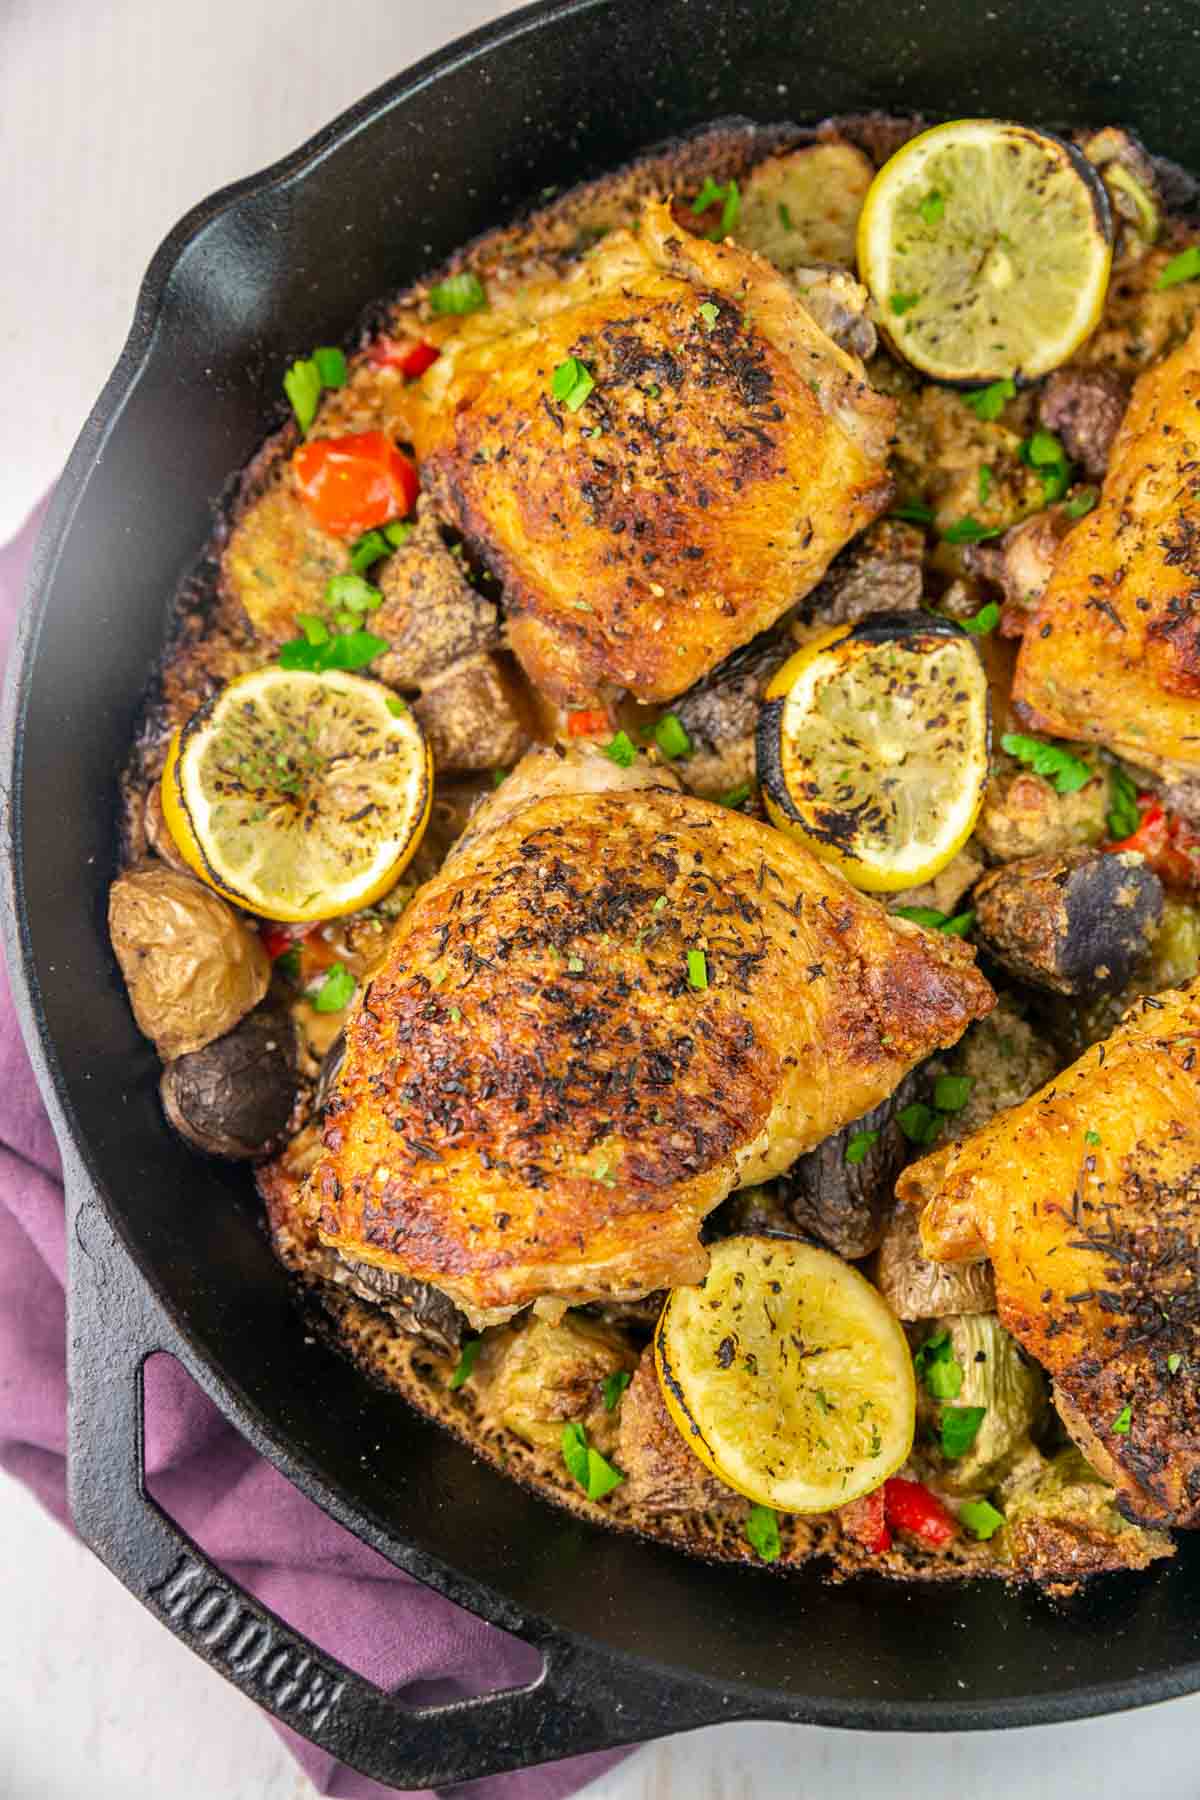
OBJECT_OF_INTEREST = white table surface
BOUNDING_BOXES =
[4,4,1200,1796]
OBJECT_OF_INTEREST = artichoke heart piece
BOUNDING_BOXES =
[916,1312,1045,1495]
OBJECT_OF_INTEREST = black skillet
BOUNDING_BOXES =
[7,0,1200,1787]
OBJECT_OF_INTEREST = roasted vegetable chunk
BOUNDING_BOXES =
[796,518,924,630]
[669,629,789,799]
[372,502,503,687]
[334,1254,466,1354]
[617,1347,745,1516]
[914,1314,1045,1495]
[411,651,532,772]
[777,1077,917,1259]
[974,758,1109,862]
[109,867,270,1060]
[973,848,1163,997]
[159,999,297,1160]
[734,141,874,271]
[874,1205,996,1321]
[1002,1447,1173,1580]
[490,1316,636,1453]
[1037,367,1130,480]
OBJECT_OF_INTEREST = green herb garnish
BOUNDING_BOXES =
[274,947,301,985]
[942,516,1004,545]
[1156,245,1200,290]
[350,528,396,575]
[961,601,1000,636]
[1084,1129,1102,1147]
[691,176,740,237]
[718,781,753,809]
[279,628,388,673]
[283,358,323,432]
[654,713,692,759]
[890,292,921,316]
[551,356,595,412]
[698,301,720,331]
[313,963,356,1013]
[687,948,709,991]
[919,190,945,226]
[1001,732,1092,795]
[962,377,1016,422]
[941,1404,986,1459]
[561,1422,625,1500]
[602,729,637,768]
[845,1128,880,1165]
[1064,486,1098,519]
[449,1338,482,1390]
[914,1330,962,1400]
[941,910,975,937]
[296,613,329,646]
[959,1498,1005,1540]
[1168,1353,1184,1376]
[1020,428,1073,503]
[385,520,414,548]
[897,1101,941,1147]
[387,697,408,718]
[890,500,934,524]
[326,572,383,614]
[977,463,993,506]
[933,1074,973,1114]
[894,906,948,928]
[311,346,347,388]
[602,1370,632,1411]
[1112,1404,1133,1435]
[745,1504,782,1563]
[1107,764,1140,840]
[777,201,794,231]
[429,271,487,315]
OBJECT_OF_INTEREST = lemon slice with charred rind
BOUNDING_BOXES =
[655,1236,915,1513]
[162,667,431,924]
[857,119,1113,383]
[756,613,990,893]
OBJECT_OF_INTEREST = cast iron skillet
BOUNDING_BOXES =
[7,0,1200,1786]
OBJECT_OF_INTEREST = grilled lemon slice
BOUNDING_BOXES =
[757,613,990,893]
[162,668,431,924]
[655,1236,914,1513]
[857,118,1112,383]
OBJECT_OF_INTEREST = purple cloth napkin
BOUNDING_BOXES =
[0,495,629,1799]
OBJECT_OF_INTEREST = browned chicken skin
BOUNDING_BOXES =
[899,982,1200,1529]
[1014,318,1200,779]
[308,752,992,1327]
[406,201,895,706]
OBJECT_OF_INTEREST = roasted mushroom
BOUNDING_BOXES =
[333,1254,467,1354]
[411,651,533,771]
[668,629,790,799]
[109,866,270,1060]
[796,518,924,629]
[965,506,1075,633]
[872,1204,996,1320]
[1037,368,1131,481]
[776,1076,918,1259]
[973,848,1163,997]
[913,1313,1045,1495]
[159,1000,298,1160]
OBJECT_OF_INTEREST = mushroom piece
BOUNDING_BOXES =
[410,651,533,771]
[333,1253,467,1354]
[1037,367,1131,482]
[668,628,790,799]
[872,1203,996,1321]
[973,848,1163,998]
[776,1075,919,1259]
[797,518,924,630]
[965,506,1074,633]
[109,866,270,1060]
[159,1000,298,1160]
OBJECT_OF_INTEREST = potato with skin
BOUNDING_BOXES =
[109,867,270,1060]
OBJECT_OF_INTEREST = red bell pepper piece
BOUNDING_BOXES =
[259,922,314,960]
[1107,799,1200,890]
[566,708,610,738]
[293,430,419,537]
[883,1477,958,1547]
[838,1488,891,1554]
[367,337,441,378]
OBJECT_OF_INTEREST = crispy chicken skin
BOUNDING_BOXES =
[405,200,895,706]
[1013,320,1200,779]
[308,755,992,1327]
[899,982,1200,1528]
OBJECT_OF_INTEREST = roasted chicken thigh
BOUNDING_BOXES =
[405,201,895,706]
[309,749,992,1327]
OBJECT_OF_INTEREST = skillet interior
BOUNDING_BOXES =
[11,0,1200,1737]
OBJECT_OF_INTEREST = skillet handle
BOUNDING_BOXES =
[66,1164,733,1788]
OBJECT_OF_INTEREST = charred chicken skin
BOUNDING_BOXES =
[899,982,1200,1529]
[404,200,895,707]
[308,751,992,1327]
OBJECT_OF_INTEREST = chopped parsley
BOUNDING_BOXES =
[941,515,1003,545]
[274,947,301,985]
[1107,764,1140,840]
[654,713,692,759]
[1084,1129,1102,1147]
[279,627,388,673]
[350,528,397,575]
[845,1128,880,1165]
[890,500,934,524]
[1168,1353,1184,1376]
[958,1498,1005,1540]
[698,301,720,331]
[312,963,356,1013]
[384,520,413,548]
[311,346,347,389]
[602,729,637,768]
[745,1503,782,1563]
[941,1404,986,1459]
[960,601,1000,637]
[691,175,741,237]
[602,1370,632,1411]
[687,948,709,991]
[914,1330,963,1401]
[933,1074,973,1113]
[977,463,993,506]
[890,292,920,316]
[962,377,1016,422]
[567,954,585,973]
[1156,245,1200,290]
[897,1101,941,1147]
[1112,1404,1133,1435]
[919,190,945,227]
[283,358,323,432]
[777,201,794,231]
[1001,732,1092,795]
[1064,485,1098,519]
[718,781,753,809]
[326,572,382,614]
[894,905,974,937]
[551,356,595,412]
[296,612,329,646]
[941,910,976,938]
[449,1338,482,1390]
[561,1422,625,1500]
[1020,427,1072,503]
[429,271,487,315]
[387,697,408,718]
